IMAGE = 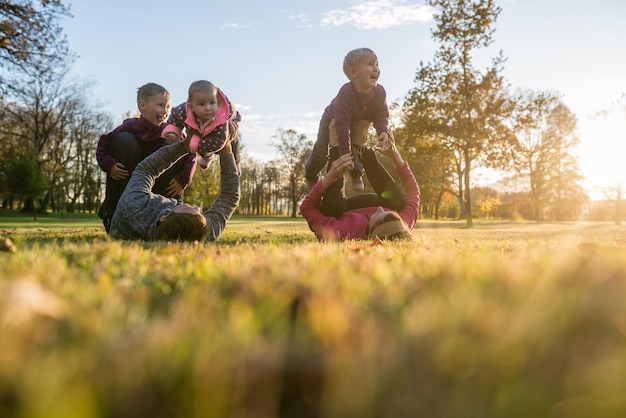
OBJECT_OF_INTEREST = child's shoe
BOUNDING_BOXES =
[350,176,364,192]
[98,203,112,233]
[199,154,216,170]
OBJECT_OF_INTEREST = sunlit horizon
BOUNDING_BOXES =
[579,113,626,200]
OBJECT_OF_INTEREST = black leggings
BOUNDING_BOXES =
[319,146,406,218]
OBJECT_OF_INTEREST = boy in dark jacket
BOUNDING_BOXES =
[96,82,197,232]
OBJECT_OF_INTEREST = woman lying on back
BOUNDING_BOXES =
[300,135,420,241]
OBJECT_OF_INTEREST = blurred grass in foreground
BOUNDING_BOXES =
[1,219,626,417]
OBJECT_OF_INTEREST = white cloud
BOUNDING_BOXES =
[289,13,315,28]
[290,13,311,22]
[220,23,251,30]
[234,103,253,112]
[321,0,433,30]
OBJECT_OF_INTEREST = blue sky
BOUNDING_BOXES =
[63,0,626,197]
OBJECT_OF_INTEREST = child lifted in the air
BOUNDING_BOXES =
[163,80,242,174]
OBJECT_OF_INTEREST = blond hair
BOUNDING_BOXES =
[343,48,376,79]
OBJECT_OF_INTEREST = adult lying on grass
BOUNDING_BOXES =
[300,136,419,241]
[109,136,239,242]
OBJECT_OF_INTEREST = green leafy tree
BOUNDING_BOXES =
[185,162,221,212]
[395,126,456,219]
[4,151,47,219]
[402,0,512,227]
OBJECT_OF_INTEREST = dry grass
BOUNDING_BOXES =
[1,219,626,417]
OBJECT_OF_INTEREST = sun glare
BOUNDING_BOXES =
[578,115,626,199]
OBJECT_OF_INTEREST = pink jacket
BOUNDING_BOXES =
[163,88,239,154]
[300,162,420,240]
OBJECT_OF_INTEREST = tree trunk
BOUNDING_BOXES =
[463,155,473,228]
[614,185,623,225]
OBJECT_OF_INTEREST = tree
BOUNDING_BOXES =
[1,53,112,213]
[595,93,626,224]
[270,128,312,218]
[61,99,110,212]
[4,151,47,219]
[395,126,456,219]
[402,0,511,227]
[505,90,587,220]
[185,160,221,211]
[543,103,587,220]
[0,0,71,86]
[603,184,623,225]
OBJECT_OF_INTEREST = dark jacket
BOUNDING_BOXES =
[96,116,197,188]
[322,83,389,155]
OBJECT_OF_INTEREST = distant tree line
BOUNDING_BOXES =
[0,0,112,218]
[1,0,620,223]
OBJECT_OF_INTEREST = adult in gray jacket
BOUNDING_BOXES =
[109,136,239,242]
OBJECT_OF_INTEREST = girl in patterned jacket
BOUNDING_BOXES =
[163,80,241,173]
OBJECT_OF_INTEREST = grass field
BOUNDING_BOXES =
[1,212,626,417]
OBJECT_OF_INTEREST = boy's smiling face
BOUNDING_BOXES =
[349,53,380,93]
[138,92,171,126]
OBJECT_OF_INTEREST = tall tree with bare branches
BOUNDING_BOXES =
[0,0,71,87]
[270,128,312,218]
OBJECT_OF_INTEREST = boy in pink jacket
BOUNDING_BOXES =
[300,137,419,241]
[163,80,241,173]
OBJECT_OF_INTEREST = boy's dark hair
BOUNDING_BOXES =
[155,211,209,242]
[137,82,170,103]
[188,80,217,100]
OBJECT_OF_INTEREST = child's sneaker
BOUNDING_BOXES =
[199,154,216,170]
[351,176,364,192]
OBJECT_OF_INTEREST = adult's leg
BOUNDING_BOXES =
[305,119,330,184]
[104,132,143,214]
[318,146,347,218]
[345,147,405,212]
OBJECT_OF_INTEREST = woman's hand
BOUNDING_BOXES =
[321,154,354,189]
[376,133,404,167]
